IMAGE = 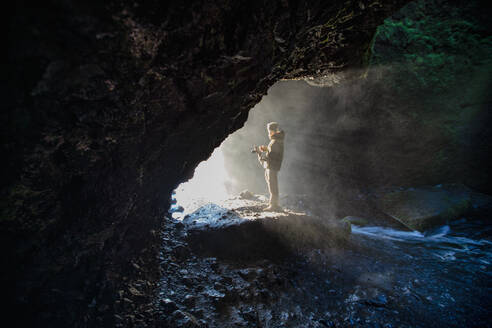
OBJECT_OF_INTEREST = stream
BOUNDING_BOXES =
[339,218,492,327]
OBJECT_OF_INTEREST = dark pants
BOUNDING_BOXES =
[265,169,279,207]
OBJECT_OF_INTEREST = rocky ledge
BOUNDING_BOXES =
[152,196,352,327]
[182,197,351,261]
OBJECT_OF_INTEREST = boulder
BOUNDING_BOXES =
[239,190,257,200]
[376,185,474,231]
[341,216,370,227]
[181,198,350,260]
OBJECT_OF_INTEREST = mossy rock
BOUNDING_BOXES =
[341,216,369,228]
[376,187,472,231]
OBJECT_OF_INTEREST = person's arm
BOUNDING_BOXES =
[263,141,275,161]
[257,146,268,167]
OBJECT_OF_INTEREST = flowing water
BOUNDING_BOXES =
[351,219,492,267]
[325,217,492,327]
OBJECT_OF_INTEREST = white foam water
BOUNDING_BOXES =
[351,224,492,262]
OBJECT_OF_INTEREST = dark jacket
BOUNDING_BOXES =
[266,130,285,171]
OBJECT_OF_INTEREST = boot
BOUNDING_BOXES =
[264,203,283,212]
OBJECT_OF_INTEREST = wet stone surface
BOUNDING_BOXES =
[149,197,492,327]
[182,198,350,261]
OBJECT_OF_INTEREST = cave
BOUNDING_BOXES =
[3,0,492,327]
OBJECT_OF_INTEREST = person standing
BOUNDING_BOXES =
[257,122,285,211]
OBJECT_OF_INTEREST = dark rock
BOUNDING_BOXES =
[203,288,226,300]
[239,190,257,200]
[213,282,226,293]
[376,186,472,231]
[240,307,258,322]
[182,276,196,287]
[173,245,191,260]
[191,307,205,318]
[238,268,257,281]
[363,294,388,307]
[184,198,351,261]
[128,286,144,298]
[159,298,178,313]
[257,288,272,300]
[210,261,220,271]
[319,319,335,327]
[170,205,185,214]
[183,294,196,306]
[220,276,233,285]
[172,310,200,328]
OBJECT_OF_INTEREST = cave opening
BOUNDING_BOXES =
[160,68,492,328]
[161,54,492,326]
[170,145,232,218]
[169,80,332,220]
[5,0,492,326]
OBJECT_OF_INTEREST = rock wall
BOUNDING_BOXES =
[369,0,492,191]
[2,0,408,325]
[221,0,492,217]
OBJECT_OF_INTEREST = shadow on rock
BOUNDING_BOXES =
[181,198,351,262]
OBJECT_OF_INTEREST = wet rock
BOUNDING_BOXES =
[342,216,370,227]
[170,205,185,214]
[184,294,196,306]
[238,268,258,281]
[159,298,178,313]
[376,186,473,231]
[213,282,227,293]
[239,190,257,200]
[240,307,258,322]
[191,307,205,318]
[172,244,191,260]
[363,294,388,307]
[255,288,272,301]
[203,287,226,309]
[125,314,135,323]
[128,286,145,299]
[184,198,351,261]
[204,288,225,299]
[172,310,200,328]
[220,275,233,285]
[181,276,196,286]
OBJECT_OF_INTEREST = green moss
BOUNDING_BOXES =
[441,198,471,221]
[342,216,367,227]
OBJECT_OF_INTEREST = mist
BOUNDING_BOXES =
[174,52,490,220]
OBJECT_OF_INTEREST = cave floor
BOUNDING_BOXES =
[130,196,492,328]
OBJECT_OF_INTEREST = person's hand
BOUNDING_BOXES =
[259,145,267,152]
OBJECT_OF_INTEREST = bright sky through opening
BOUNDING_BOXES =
[172,147,230,217]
